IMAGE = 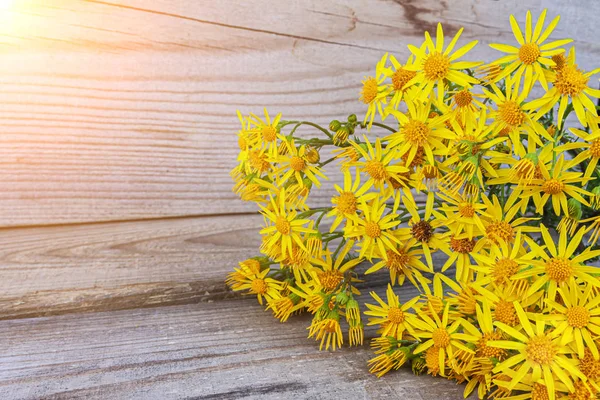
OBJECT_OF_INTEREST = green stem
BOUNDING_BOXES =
[360,121,397,133]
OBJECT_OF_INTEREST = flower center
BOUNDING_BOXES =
[249,150,271,173]
[423,52,450,81]
[387,307,405,324]
[545,257,573,283]
[411,220,434,243]
[318,270,343,291]
[432,328,451,347]
[551,54,567,71]
[518,42,541,65]
[262,125,277,142]
[567,305,590,328]
[365,221,382,238]
[495,300,518,326]
[590,140,600,158]
[486,221,515,244]
[290,156,306,172]
[403,120,430,146]
[499,100,525,127]
[422,165,438,179]
[425,347,441,375]
[542,178,565,195]
[336,192,357,214]
[531,383,550,400]
[458,202,475,217]
[477,332,507,359]
[392,67,417,91]
[401,146,426,167]
[361,77,378,104]
[526,335,556,366]
[493,258,519,282]
[364,160,387,181]
[580,348,600,379]
[386,249,411,272]
[275,217,291,235]
[450,236,476,253]
[454,89,473,108]
[554,65,588,97]
[251,278,268,294]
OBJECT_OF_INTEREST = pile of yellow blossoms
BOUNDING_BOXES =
[227,9,600,400]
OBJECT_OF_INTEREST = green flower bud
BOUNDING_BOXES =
[347,114,358,124]
[329,120,342,132]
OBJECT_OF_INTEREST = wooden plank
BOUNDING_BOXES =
[1,1,598,226]
[0,213,428,319]
[0,299,465,399]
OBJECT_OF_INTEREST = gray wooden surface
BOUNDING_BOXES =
[0,299,464,400]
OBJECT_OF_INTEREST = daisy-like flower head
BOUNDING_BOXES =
[308,310,343,351]
[365,238,431,288]
[344,194,402,261]
[561,113,600,178]
[350,136,410,190]
[235,268,284,306]
[480,194,540,246]
[437,190,489,240]
[484,75,554,157]
[510,154,591,217]
[525,47,600,128]
[327,168,376,233]
[488,9,572,90]
[259,188,316,259]
[405,23,481,104]
[383,53,418,111]
[271,139,327,188]
[516,225,600,302]
[488,302,585,400]
[386,100,455,166]
[248,108,283,154]
[544,284,600,360]
[412,302,477,377]
[364,285,427,340]
[311,241,362,294]
[360,53,391,128]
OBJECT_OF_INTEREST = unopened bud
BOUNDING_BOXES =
[329,120,342,132]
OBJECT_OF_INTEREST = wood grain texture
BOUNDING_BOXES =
[0,299,465,399]
[1,0,599,227]
[0,213,439,320]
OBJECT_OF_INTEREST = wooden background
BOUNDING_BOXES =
[0,0,599,398]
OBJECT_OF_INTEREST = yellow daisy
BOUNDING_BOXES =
[488,9,571,90]
[259,188,316,259]
[327,168,376,232]
[516,225,600,301]
[488,302,585,399]
[360,53,391,128]
[350,136,410,190]
[272,139,327,188]
[364,285,427,340]
[405,23,481,104]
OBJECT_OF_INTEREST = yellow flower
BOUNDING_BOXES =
[405,23,481,103]
[488,9,571,90]
[516,225,600,302]
[248,108,283,154]
[560,114,600,178]
[327,168,376,232]
[308,311,344,351]
[544,284,600,359]
[525,47,600,128]
[364,285,427,340]
[488,302,585,399]
[365,238,431,288]
[383,53,418,110]
[235,268,284,306]
[437,190,488,240]
[413,302,476,377]
[508,155,590,217]
[386,100,455,166]
[350,136,410,190]
[345,195,402,261]
[311,241,362,294]
[360,53,391,128]
[272,139,327,188]
[479,194,539,246]
[483,75,553,156]
[259,188,316,259]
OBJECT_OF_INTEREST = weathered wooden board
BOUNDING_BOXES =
[0,213,437,320]
[1,0,598,227]
[0,299,465,399]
